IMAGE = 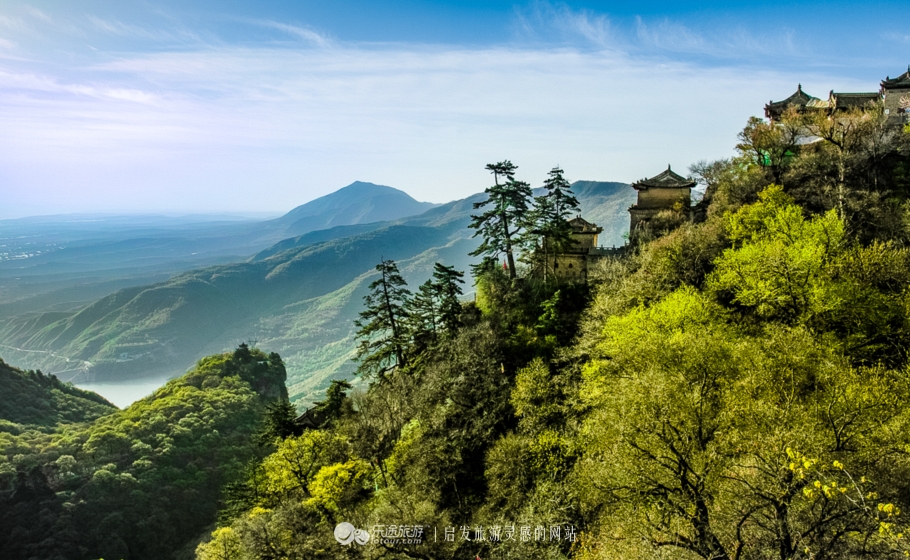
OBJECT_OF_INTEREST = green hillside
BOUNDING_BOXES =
[4,109,909,560]
[0,358,116,427]
[0,181,632,405]
[0,345,285,560]
[0,182,437,320]
[197,110,910,560]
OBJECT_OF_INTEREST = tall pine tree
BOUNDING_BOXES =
[525,166,581,281]
[469,160,533,279]
[405,279,440,356]
[314,379,353,426]
[404,262,465,358]
[432,262,465,335]
[354,259,411,378]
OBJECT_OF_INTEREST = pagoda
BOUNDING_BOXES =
[628,165,695,242]
[764,84,819,121]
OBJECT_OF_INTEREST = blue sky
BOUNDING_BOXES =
[1,1,908,218]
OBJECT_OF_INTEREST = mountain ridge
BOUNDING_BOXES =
[0,182,442,318]
[0,180,634,404]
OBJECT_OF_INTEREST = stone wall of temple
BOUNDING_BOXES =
[552,254,590,283]
[884,87,910,117]
[636,187,691,209]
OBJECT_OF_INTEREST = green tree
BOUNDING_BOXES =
[737,112,804,184]
[799,104,898,221]
[470,160,533,279]
[537,166,580,246]
[257,400,301,444]
[354,259,412,378]
[525,166,581,281]
[314,379,352,427]
[571,188,910,560]
[405,263,465,362]
[405,278,440,347]
[431,262,465,336]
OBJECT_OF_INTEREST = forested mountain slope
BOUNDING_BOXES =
[0,181,633,405]
[197,112,910,560]
[0,345,284,560]
[0,359,115,427]
[4,110,910,560]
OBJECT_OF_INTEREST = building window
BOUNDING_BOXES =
[568,263,573,269]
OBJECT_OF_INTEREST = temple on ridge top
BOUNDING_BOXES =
[764,84,819,120]
[765,66,910,124]
[628,165,695,243]
[534,215,611,284]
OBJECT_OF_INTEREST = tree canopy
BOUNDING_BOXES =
[470,160,534,279]
[354,259,412,378]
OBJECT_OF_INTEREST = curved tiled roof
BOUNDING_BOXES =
[632,165,696,190]
[568,216,602,233]
[766,84,818,112]
[882,67,910,89]
[832,92,880,109]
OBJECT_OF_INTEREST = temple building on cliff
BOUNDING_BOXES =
[628,165,695,243]
[765,67,910,125]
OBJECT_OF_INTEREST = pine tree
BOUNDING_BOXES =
[256,400,301,444]
[405,279,440,356]
[469,160,533,279]
[525,166,581,281]
[540,166,580,234]
[354,259,411,378]
[404,262,465,358]
[432,262,465,335]
[314,379,353,426]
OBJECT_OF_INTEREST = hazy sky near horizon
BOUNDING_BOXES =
[1,1,908,218]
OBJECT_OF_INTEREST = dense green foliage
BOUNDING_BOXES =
[0,358,116,428]
[7,106,908,560]
[203,111,910,560]
[0,345,286,560]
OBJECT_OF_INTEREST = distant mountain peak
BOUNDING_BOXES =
[273,181,439,236]
[340,180,397,191]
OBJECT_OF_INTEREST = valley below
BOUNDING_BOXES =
[0,180,635,406]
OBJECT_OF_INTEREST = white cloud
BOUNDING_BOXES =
[512,1,620,49]
[254,20,332,47]
[0,1,883,219]
[1,40,837,219]
[0,14,27,31]
[635,17,706,53]
[86,15,201,44]
[0,69,157,103]
[883,32,910,45]
[514,3,803,63]
[24,6,52,24]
